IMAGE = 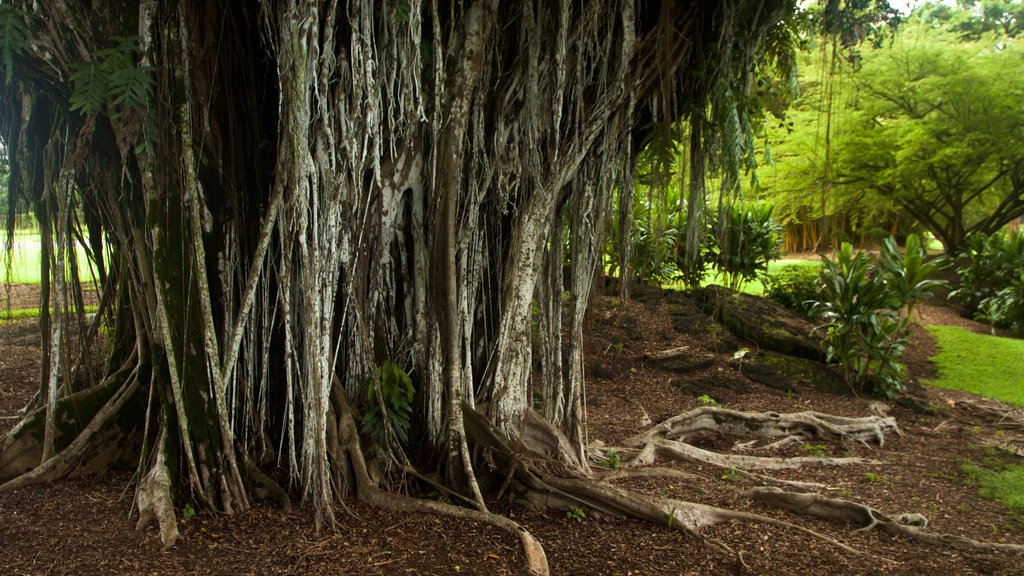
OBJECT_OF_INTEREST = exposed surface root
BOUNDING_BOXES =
[0,378,140,491]
[340,400,550,576]
[625,406,901,448]
[749,486,1024,554]
[135,428,180,549]
[630,439,877,471]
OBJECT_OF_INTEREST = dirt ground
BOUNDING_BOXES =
[1,281,1023,575]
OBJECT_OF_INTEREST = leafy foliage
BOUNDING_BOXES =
[69,36,154,118]
[951,230,1024,335]
[764,262,823,315]
[716,203,782,291]
[812,234,946,397]
[361,360,415,447]
[0,5,29,84]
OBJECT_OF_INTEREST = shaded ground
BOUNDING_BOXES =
[1,282,1022,575]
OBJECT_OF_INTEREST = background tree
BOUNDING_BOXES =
[836,19,1024,254]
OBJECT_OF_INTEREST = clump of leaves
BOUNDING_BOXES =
[361,359,415,447]
[721,467,740,482]
[69,36,155,118]
[951,230,1024,336]
[764,263,823,315]
[697,394,720,407]
[802,443,828,458]
[602,449,621,470]
[0,5,30,84]
[716,202,783,292]
[812,234,947,398]
[863,472,886,483]
[566,505,586,522]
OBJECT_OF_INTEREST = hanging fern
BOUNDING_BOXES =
[70,36,154,117]
[0,5,29,84]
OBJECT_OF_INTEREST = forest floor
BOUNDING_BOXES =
[1,281,1023,575]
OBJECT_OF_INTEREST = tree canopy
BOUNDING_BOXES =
[759,1,1024,254]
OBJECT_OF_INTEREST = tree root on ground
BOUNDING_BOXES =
[624,406,901,448]
[749,486,1024,554]
[0,376,140,491]
[336,399,551,576]
[136,426,180,549]
[628,439,878,471]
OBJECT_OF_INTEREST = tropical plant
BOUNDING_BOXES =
[716,202,783,291]
[951,230,1024,334]
[361,360,415,447]
[764,263,823,315]
[812,234,945,397]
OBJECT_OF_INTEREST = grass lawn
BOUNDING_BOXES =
[924,325,1024,406]
[2,229,99,284]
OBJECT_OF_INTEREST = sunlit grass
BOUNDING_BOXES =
[1,228,99,284]
[924,325,1024,406]
[0,305,99,324]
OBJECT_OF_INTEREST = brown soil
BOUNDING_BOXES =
[2,282,1023,575]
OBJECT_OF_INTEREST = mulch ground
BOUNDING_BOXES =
[1,281,1022,575]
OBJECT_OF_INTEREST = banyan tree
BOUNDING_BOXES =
[0,1,942,573]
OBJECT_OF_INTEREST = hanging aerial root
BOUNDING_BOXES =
[624,406,901,448]
[749,486,1024,554]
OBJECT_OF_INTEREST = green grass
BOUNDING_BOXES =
[2,229,99,284]
[962,458,1024,516]
[924,325,1024,406]
[0,305,99,323]
[665,257,823,296]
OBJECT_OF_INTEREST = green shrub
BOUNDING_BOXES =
[812,234,946,397]
[951,230,1024,335]
[764,263,822,314]
[361,359,415,446]
[715,203,782,291]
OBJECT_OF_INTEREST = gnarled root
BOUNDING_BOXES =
[749,486,1024,554]
[625,406,901,448]
[136,427,180,549]
[337,397,550,576]
[0,376,141,491]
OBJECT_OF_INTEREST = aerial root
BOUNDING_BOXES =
[749,486,1024,554]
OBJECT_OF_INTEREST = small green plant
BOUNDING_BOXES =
[697,394,720,407]
[602,449,621,470]
[863,472,886,483]
[802,443,828,458]
[361,359,415,446]
[715,202,783,291]
[721,467,740,482]
[811,235,946,398]
[764,263,823,315]
[951,230,1024,335]
[566,505,586,522]
[181,502,196,520]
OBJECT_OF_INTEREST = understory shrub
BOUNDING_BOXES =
[764,263,822,315]
[812,234,947,398]
[715,203,783,291]
[951,230,1024,335]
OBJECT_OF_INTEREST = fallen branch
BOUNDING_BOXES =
[643,346,691,360]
